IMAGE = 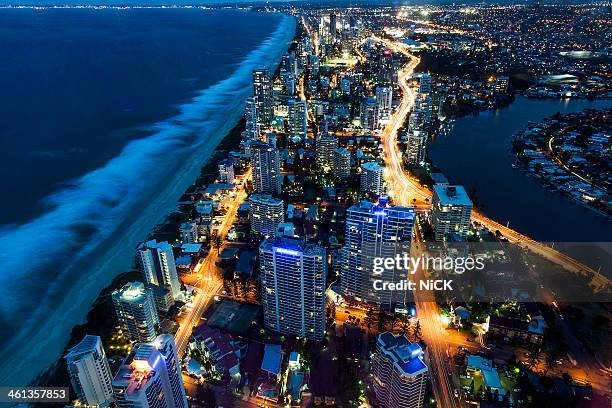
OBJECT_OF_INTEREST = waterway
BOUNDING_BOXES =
[429,96,612,243]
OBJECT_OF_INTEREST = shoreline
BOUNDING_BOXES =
[36,117,246,392]
[0,11,296,389]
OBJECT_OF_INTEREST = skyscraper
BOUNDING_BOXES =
[244,96,260,142]
[249,140,282,195]
[360,97,379,131]
[137,240,181,299]
[431,185,473,241]
[112,335,188,408]
[329,13,337,40]
[65,335,114,408]
[259,234,327,340]
[112,281,159,343]
[414,93,432,124]
[252,68,273,125]
[339,201,415,307]
[316,133,338,171]
[360,162,386,196]
[376,86,393,121]
[249,194,284,238]
[418,73,431,94]
[372,332,428,408]
[218,158,235,184]
[333,147,351,179]
[406,130,427,166]
[288,99,307,141]
[379,49,394,84]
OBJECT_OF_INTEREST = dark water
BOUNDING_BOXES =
[0,8,282,225]
[0,7,295,386]
[429,96,612,242]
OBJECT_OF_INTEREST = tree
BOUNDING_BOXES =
[527,344,542,371]
[211,234,223,255]
[544,350,557,375]
[412,321,422,341]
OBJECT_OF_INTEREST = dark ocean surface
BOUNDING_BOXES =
[0,7,295,386]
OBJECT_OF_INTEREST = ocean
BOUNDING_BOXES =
[0,7,295,386]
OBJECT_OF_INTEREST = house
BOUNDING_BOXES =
[466,355,506,399]
[189,324,241,382]
[487,315,544,344]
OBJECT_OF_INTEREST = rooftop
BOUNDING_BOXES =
[261,344,282,376]
[378,332,428,377]
[361,161,385,172]
[65,335,101,360]
[433,185,473,207]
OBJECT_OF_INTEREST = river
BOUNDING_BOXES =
[429,95,612,243]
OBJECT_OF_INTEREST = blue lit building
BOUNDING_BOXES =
[259,234,327,340]
[112,335,187,408]
[339,201,415,307]
[373,332,428,408]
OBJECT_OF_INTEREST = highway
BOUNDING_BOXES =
[371,35,461,408]
[175,169,251,356]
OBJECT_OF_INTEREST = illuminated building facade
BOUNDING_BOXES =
[65,335,114,408]
[249,194,284,238]
[339,201,415,307]
[249,140,282,195]
[360,161,386,196]
[112,335,188,408]
[137,239,181,299]
[373,332,428,408]
[431,185,473,241]
[112,281,159,343]
[259,234,327,340]
[252,68,273,125]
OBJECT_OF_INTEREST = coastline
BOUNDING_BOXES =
[36,118,246,391]
[0,11,296,388]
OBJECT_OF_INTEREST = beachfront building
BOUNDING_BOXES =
[218,158,235,184]
[244,96,260,142]
[65,335,114,408]
[360,161,385,196]
[431,185,473,241]
[179,222,198,244]
[137,239,181,299]
[112,282,159,343]
[333,147,351,180]
[249,194,284,239]
[339,201,415,307]
[287,99,307,141]
[253,68,273,125]
[249,140,282,195]
[316,133,338,171]
[259,233,327,340]
[112,335,187,408]
[372,332,428,408]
